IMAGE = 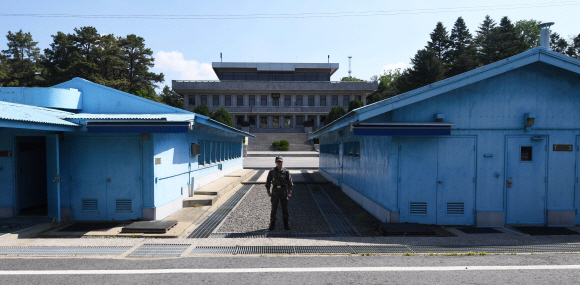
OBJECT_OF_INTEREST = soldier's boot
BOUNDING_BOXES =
[268,222,275,231]
[284,220,291,231]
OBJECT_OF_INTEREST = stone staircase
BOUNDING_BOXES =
[182,169,254,207]
[247,132,315,152]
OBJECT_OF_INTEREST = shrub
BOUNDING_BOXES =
[280,140,289,146]
[210,107,234,127]
[241,120,251,127]
[272,141,280,147]
[281,145,289,151]
[302,120,314,127]
[275,146,282,151]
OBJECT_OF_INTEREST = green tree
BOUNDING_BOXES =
[132,85,161,103]
[447,17,478,77]
[475,15,499,65]
[347,99,363,112]
[426,22,451,63]
[515,19,541,49]
[159,85,184,109]
[366,68,402,104]
[566,34,580,59]
[120,34,164,93]
[551,32,569,54]
[495,16,528,60]
[400,49,445,93]
[341,76,363,81]
[324,106,347,125]
[193,102,211,117]
[1,30,45,87]
[211,107,235,127]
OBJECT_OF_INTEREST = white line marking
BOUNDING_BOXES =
[1,265,580,275]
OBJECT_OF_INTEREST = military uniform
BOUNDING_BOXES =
[266,156,293,230]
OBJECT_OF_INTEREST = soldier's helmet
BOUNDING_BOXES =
[275,156,283,162]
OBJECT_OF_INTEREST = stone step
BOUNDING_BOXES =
[183,195,218,207]
[247,152,319,157]
[193,176,241,196]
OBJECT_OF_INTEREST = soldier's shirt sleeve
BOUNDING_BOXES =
[286,170,293,193]
[265,170,273,193]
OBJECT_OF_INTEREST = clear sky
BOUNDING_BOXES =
[1,0,579,88]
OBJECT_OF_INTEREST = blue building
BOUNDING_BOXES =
[308,47,580,227]
[0,78,253,221]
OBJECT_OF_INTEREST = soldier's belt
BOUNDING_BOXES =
[276,186,281,188]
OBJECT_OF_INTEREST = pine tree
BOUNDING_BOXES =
[193,102,211,117]
[120,34,164,94]
[566,34,580,59]
[404,49,445,91]
[495,16,528,60]
[210,107,235,127]
[1,30,45,87]
[426,22,451,63]
[550,33,569,54]
[159,85,184,109]
[447,17,478,77]
[475,15,499,65]
[324,106,347,125]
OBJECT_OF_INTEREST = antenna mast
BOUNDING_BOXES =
[348,56,352,78]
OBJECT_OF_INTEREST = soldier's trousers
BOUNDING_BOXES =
[270,189,289,224]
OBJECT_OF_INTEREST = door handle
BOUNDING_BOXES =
[107,178,111,182]
[438,180,442,184]
[53,175,62,183]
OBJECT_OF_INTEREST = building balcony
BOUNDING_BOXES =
[173,80,377,91]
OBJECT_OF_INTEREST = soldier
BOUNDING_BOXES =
[266,156,293,231]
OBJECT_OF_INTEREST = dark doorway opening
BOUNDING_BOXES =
[16,136,48,216]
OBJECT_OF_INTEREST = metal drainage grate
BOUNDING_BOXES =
[191,246,239,255]
[309,184,359,237]
[351,245,411,254]
[294,246,354,254]
[187,184,254,238]
[127,244,191,258]
[0,246,131,256]
[246,170,265,182]
[208,232,338,238]
[237,246,295,255]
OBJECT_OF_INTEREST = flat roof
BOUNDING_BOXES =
[212,62,339,76]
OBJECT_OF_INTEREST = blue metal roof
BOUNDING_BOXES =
[0,101,79,126]
[64,113,196,121]
[307,47,580,140]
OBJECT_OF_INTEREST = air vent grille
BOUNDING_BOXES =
[116,199,132,213]
[82,199,98,211]
[447,202,464,215]
[409,202,427,215]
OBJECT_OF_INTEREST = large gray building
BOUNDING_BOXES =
[172,62,378,131]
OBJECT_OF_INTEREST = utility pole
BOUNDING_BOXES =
[348,56,352,79]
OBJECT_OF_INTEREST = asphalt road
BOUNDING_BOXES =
[2,254,580,284]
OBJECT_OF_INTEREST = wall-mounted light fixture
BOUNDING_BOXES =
[524,113,535,131]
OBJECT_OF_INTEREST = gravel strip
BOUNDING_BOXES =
[318,184,384,237]
[217,184,331,233]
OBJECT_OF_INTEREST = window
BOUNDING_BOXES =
[188,95,195,105]
[354,142,360,157]
[249,116,256,125]
[199,140,204,165]
[295,73,305,81]
[217,142,221,162]
[282,74,293,81]
[258,73,269,81]
[308,95,314,106]
[318,73,329,81]
[261,95,267,106]
[213,95,220,106]
[320,95,326,106]
[521,146,532,161]
[234,72,245,81]
[306,73,317,81]
[246,72,257,81]
[284,95,291,106]
[320,116,327,126]
[205,140,211,164]
[201,95,207,105]
[249,95,256,106]
[237,95,244,106]
[221,72,234,80]
[332,95,338,106]
[273,97,279,106]
[296,95,303,106]
[296,116,304,126]
[355,95,362,102]
[343,95,350,106]
[236,115,244,125]
[225,95,232,106]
